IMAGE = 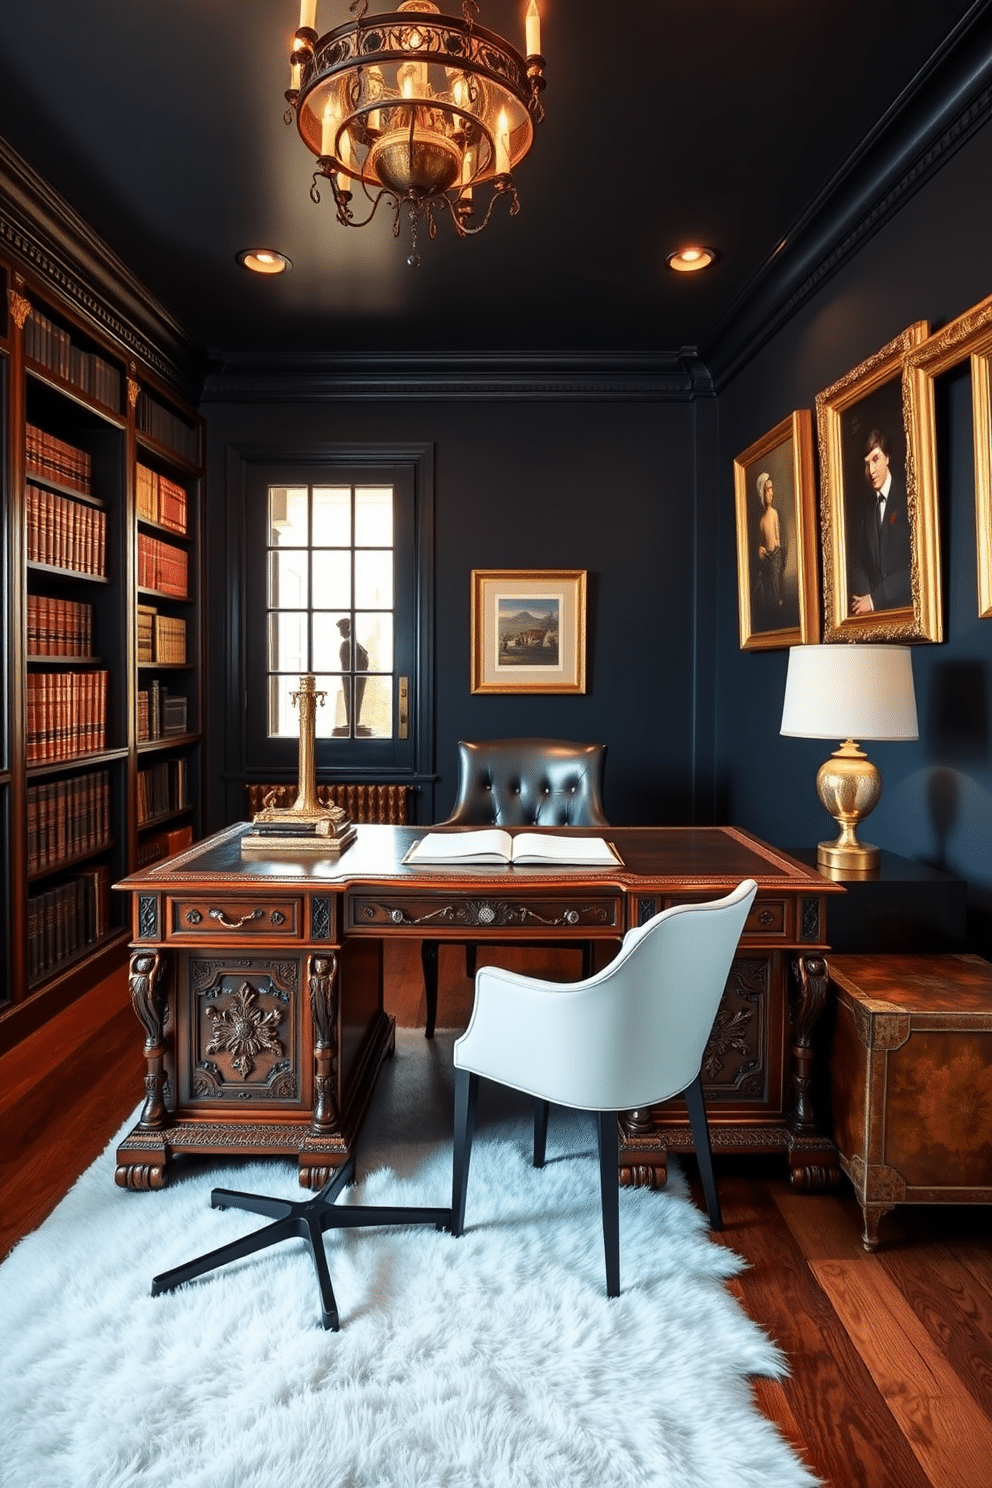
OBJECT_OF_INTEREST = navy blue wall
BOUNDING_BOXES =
[713,120,992,950]
[203,396,703,828]
[203,120,991,951]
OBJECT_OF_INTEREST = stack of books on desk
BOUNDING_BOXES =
[241,816,357,854]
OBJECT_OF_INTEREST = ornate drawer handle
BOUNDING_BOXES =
[208,907,265,929]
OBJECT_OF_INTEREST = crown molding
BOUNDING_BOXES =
[0,135,206,400]
[201,348,715,403]
[704,0,992,390]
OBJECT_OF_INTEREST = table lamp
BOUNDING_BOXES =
[780,644,918,873]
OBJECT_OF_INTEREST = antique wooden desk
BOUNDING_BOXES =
[114,822,843,1192]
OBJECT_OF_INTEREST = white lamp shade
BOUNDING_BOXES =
[780,644,918,741]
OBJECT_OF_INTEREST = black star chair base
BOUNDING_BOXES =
[151,1160,452,1331]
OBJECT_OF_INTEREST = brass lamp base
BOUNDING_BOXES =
[815,739,882,873]
[245,674,356,855]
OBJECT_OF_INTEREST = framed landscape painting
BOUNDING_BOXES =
[471,569,586,694]
[733,410,819,650]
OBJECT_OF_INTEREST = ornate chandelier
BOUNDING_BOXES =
[285,0,546,263]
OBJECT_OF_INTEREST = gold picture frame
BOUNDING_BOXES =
[733,410,819,650]
[816,320,941,642]
[905,290,992,621]
[471,569,587,694]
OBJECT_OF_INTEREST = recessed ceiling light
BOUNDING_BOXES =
[237,249,292,275]
[666,246,717,274]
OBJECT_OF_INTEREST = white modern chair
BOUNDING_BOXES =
[450,878,758,1297]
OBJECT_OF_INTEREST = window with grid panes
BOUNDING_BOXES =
[267,483,396,740]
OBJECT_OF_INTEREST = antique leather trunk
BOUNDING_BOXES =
[828,952,992,1249]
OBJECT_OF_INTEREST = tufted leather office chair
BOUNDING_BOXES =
[420,738,609,1037]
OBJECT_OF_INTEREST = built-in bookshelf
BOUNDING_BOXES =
[134,436,199,869]
[1,257,203,1039]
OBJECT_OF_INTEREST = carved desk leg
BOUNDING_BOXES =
[619,1108,668,1190]
[309,951,339,1134]
[131,950,169,1129]
[302,951,342,1190]
[787,953,840,1191]
[116,950,170,1190]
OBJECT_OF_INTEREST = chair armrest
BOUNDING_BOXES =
[454,963,626,1106]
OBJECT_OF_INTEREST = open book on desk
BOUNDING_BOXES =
[403,829,623,867]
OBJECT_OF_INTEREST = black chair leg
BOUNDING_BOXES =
[597,1111,621,1298]
[533,1100,550,1168]
[451,1068,479,1236]
[421,939,439,1039]
[683,1075,723,1230]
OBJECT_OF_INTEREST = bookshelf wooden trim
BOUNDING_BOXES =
[137,734,199,754]
[135,430,201,475]
[28,655,106,667]
[137,806,195,832]
[28,843,118,884]
[28,563,110,584]
[136,517,192,542]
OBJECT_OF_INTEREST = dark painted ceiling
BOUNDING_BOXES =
[0,0,986,362]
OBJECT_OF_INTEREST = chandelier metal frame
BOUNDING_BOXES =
[285,0,546,261]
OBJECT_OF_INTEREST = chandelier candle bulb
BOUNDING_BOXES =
[299,0,317,31]
[526,0,541,57]
[496,109,510,175]
[290,61,301,90]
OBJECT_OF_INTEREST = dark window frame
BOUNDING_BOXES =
[222,443,435,823]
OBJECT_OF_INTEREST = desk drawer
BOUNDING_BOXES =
[349,891,621,934]
[169,897,303,938]
[654,895,790,939]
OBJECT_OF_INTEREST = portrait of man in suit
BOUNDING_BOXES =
[848,427,912,614]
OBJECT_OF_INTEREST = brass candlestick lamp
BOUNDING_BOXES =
[780,644,918,874]
[245,674,356,852]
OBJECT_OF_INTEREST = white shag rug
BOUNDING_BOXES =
[0,1031,818,1488]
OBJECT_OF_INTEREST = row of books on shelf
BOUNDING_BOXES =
[26,482,107,576]
[138,682,188,740]
[136,823,193,869]
[27,594,94,656]
[136,391,198,464]
[25,423,93,496]
[137,606,186,664]
[28,866,111,985]
[136,463,189,534]
[25,307,123,410]
[26,670,108,762]
[138,533,188,597]
[28,769,111,876]
[137,758,189,824]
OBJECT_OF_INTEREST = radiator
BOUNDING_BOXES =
[245,782,410,824]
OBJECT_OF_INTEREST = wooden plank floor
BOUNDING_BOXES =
[2,940,990,1488]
